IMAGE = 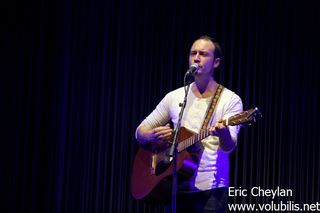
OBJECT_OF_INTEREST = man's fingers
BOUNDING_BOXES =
[209,122,228,137]
[154,129,173,138]
[158,131,172,140]
[153,126,172,134]
[209,126,218,136]
[152,125,173,141]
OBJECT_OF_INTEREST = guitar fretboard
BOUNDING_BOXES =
[174,107,261,153]
[177,129,211,152]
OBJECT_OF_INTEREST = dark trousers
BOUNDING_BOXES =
[164,187,228,213]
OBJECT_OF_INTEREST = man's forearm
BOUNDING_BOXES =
[136,126,152,144]
[219,133,236,152]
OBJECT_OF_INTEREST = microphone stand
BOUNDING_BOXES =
[168,72,193,213]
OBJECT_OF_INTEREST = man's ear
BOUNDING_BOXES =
[213,58,221,68]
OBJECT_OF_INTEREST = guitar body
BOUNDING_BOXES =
[131,127,199,203]
[131,107,262,203]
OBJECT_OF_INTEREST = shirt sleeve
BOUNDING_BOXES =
[222,92,243,145]
[136,93,172,134]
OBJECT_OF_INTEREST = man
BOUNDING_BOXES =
[136,36,243,212]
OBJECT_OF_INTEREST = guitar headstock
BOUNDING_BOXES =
[223,107,262,126]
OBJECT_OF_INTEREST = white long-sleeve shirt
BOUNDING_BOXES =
[136,83,243,191]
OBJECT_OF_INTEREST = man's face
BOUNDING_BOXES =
[189,39,220,76]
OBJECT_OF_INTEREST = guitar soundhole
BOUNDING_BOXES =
[155,158,171,176]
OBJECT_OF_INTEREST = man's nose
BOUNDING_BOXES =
[194,53,200,63]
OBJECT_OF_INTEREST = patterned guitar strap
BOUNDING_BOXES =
[189,84,224,152]
[201,84,224,130]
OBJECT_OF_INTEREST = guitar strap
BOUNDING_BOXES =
[201,84,224,130]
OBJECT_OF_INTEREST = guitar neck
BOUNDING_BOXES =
[176,107,261,152]
[177,129,211,152]
[176,119,231,152]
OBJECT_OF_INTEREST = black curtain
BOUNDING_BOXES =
[1,0,320,212]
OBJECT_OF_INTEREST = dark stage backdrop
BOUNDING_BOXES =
[1,0,320,212]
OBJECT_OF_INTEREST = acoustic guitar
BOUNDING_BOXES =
[131,107,262,203]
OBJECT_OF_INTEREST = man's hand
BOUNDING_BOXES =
[209,120,236,152]
[149,124,173,142]
[209,120,230,138]
[136,124,173,144]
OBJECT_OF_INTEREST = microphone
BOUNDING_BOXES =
[186,63,199,75]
